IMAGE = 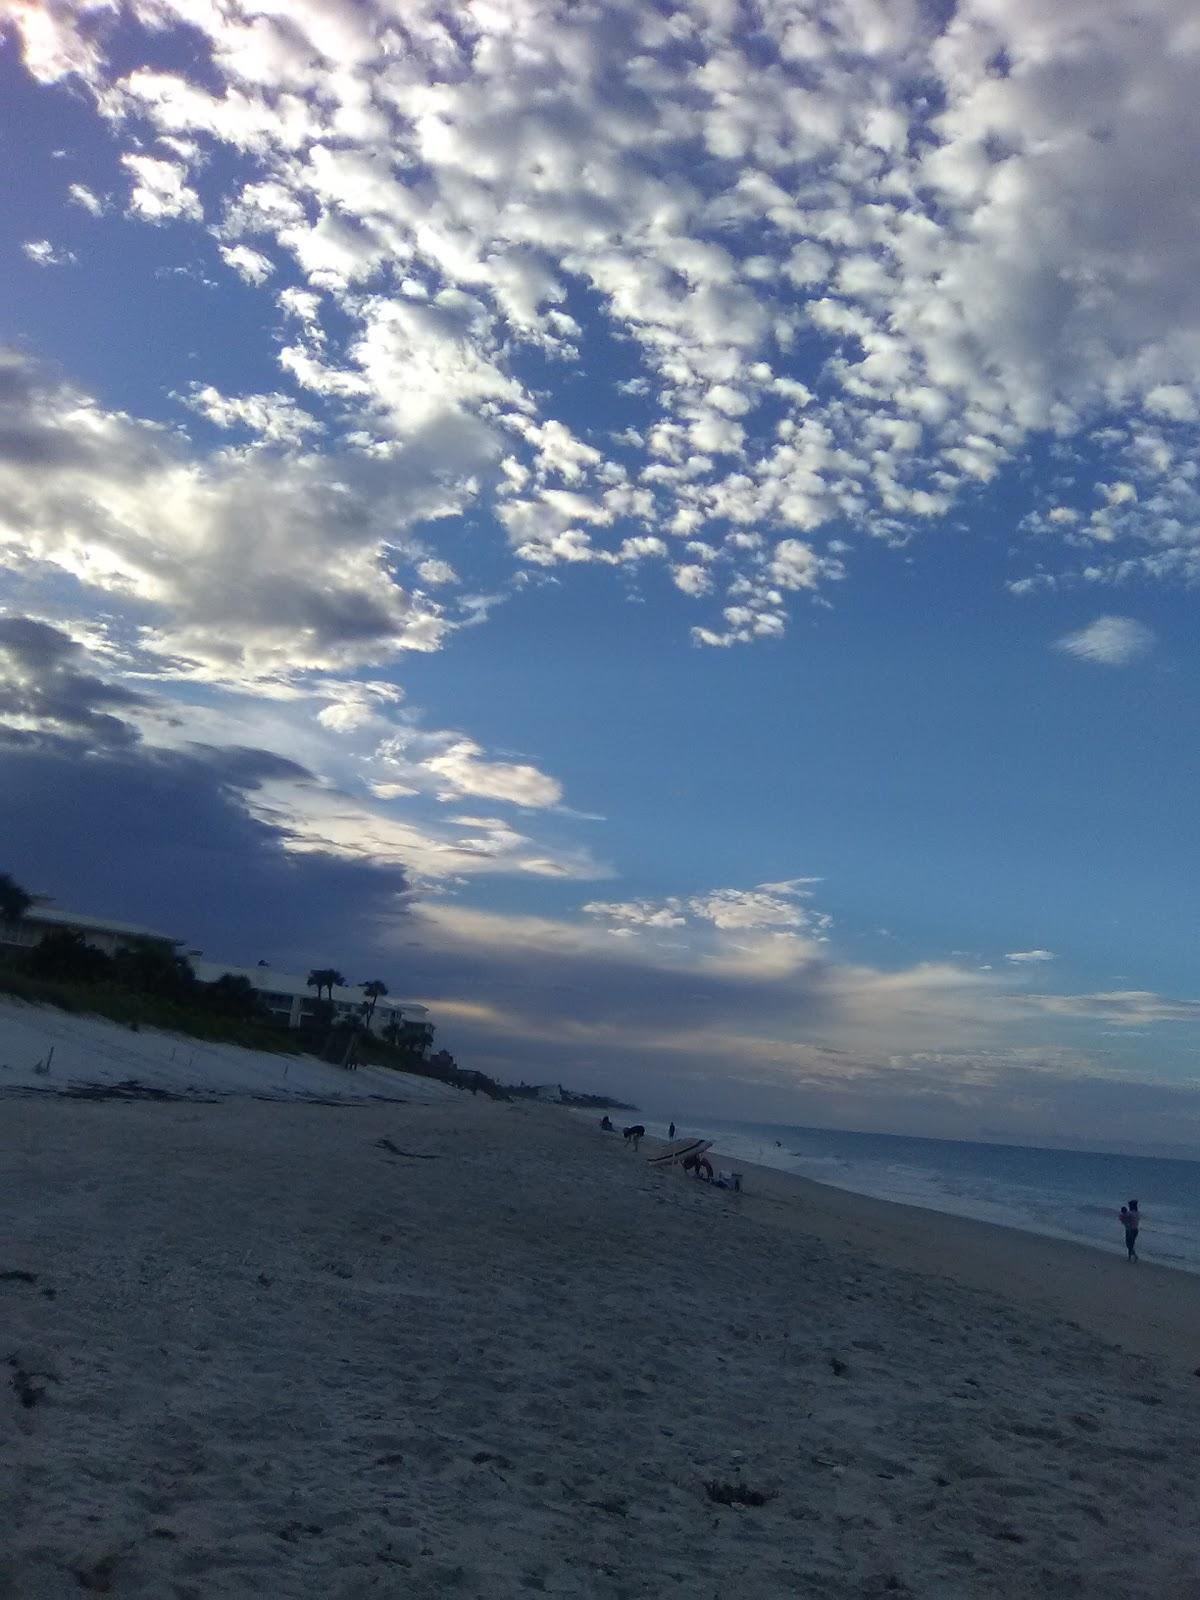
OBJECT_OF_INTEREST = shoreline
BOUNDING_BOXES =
[636,1129,1200,1372]
[638,1117,1200,1271]
[576,1114,1200,1370]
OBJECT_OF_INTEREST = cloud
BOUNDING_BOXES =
[66,182,104,215]
[421,738,563,809]
[0,351,496,684]
[246,779,602,884]
[0,732,415,977]
[0,617,597,893]
[22,239,76,267]
[1054,616,1154,666]
[181,383,321,445]
[218,244,274,284]
[121,154,202,222]
[378,899,1200,1142]
[7,0,1200,645]
[0,616,417,970]
[585,881,832,940]
[0,614,148,746]
[1005,949,1056,965]
[1021,991,1200,1026]
[415,559,458,587]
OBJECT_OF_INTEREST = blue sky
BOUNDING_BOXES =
[1,0,1198,1150]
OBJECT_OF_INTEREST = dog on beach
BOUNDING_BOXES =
[623,1124,646,1149]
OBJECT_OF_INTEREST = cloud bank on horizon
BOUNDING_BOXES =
[1,0,1198,1146]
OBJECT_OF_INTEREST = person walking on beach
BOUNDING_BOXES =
[668,1122,676,1139]
[1119,1199,1141,1262]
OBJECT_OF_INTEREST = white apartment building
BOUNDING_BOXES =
[0,905,181,958]
[191,961,430,1035]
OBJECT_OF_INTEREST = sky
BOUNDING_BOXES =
[1,0,1198,1153]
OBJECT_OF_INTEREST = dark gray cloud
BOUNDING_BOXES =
[0,615,413,974]
[0,614,150,746]
[0,735,412,974]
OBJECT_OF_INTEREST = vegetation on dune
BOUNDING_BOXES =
[0,963,304,1053]
[0,871,33,925]
[0,911,304,1053]
[0,869,564,1102]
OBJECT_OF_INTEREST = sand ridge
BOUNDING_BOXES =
[4,1097,1199,1598]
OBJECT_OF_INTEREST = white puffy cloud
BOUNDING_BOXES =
[6,0,1200,645]
[22,239,76,267]
[66,182,104,215]
[769,539,839,591]
[121,154,202,222]
[421,738,563,809]
[415,559,458,587]
[1143,385,1197,423]
[1005,949,1056,965]
[1054,616,1154,666]
[181,384,321,445]
[672,563,712,597]
[219,243,274,284]
[585,880,832,940]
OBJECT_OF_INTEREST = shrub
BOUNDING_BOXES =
[29,929,114,984]
[111,940,197,1002]
[203,972,268,1019]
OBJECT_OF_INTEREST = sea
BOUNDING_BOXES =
[639,1117,1200,1274]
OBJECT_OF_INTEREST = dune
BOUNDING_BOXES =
[0,996,460,1105]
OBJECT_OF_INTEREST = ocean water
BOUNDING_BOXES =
[640,1117,1200,1274]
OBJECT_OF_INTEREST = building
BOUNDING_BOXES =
[191,961,430,1037]
[0,900,433,1045]
[0,904,182,959]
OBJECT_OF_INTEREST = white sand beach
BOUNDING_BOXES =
[5,1073,1200,1599]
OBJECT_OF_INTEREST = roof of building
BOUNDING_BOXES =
[19,906,182,945]
[191,960,429,1017]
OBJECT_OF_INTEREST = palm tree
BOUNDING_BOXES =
[306,967,346,1002]
[359,979,388,1024]
[0,871,32,924]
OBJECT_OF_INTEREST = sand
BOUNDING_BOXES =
[4,1095,1200,1600]
[0,996,461,1104]
[702,1147,1200,1372]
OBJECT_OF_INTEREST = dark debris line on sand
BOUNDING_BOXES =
[1,1079,409,1106]
[0,1078,219,1104]
[375,1137,439,1159]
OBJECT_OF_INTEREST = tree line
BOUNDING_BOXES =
[0,870,504,1094]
